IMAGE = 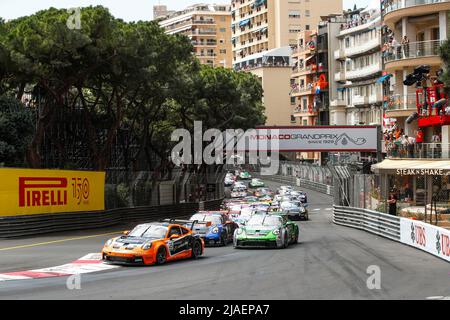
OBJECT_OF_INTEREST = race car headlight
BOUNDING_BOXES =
[237,228,244,235]
[105,239,113,246]
[272,229,280,235]
[211,227,219,234]
[142,242,152,250]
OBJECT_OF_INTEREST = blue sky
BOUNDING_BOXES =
[0,0,374,21]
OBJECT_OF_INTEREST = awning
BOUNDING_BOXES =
[371,159,450,175]
[376,74,393,84]
[239,19,250,27]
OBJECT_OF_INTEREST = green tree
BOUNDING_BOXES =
[0,95,34,166]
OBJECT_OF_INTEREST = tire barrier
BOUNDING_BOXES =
[0,200,223,238]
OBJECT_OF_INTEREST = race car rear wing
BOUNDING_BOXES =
[161,219,212,230]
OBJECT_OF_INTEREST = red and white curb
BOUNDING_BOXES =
[0,253,119,282]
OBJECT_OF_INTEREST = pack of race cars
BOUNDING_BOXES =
[102,173,308,266]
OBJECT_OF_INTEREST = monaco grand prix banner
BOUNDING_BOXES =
[0,168,105,217]
[253,126,379,152]
[400,218,450,263]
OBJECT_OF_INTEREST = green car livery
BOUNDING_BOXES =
[233,214,299,249]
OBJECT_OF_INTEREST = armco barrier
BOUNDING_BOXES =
[0,199,223,238]
[251,173,334,196]
[333,206,401,241]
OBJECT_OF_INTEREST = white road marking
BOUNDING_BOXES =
[0,253,119,282]
[426,296,450,300]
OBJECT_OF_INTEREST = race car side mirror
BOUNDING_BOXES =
[170,234,180,240]
[123,230,130,235]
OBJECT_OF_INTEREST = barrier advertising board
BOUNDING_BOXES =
[0,168,105,217]
[400,218,450,262]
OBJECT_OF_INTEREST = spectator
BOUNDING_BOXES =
[388,193,397,216]
[416,129,424,157]
[401,36,410,58]
[407,135,416,158]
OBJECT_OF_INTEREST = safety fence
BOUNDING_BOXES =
[333,206,450,263]
[0,199,223,238]
[249,161,334,196]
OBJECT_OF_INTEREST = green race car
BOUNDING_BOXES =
[239,171,252,180]
[249,178,265,188]
[233,214,299,249]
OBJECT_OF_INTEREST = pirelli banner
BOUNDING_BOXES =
[252,126,380,152]
[0,168,105,217]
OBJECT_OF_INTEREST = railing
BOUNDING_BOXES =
[383,0,450,15]
[333,206,401,241]
[346,62,382,80]
[385,142,450,159]
[193,20,216,24]
[385,94,418,111]
[383,40,443,63]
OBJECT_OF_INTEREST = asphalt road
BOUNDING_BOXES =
[0,180,449,300]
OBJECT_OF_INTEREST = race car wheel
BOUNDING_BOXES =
[294,229,299,244]
[220,232,228,246]
[156,247,167,265]
[191,240,202,259]
[283,232,289,249]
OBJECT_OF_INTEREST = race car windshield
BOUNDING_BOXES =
[247,215,282,227]
[128,225,168,239]
[190,214,222,225]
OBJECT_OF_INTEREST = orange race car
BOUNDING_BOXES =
[102,219,207,265]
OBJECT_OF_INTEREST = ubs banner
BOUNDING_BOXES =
[254,126,379,152]
[0,168,105,217]
[400,218,450,262]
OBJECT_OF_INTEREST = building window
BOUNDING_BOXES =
[220,28,226,32]
[305,25,310,31]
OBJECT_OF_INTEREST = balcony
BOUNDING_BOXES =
[192,19,216,25]
[344,37,380,57]
[383,0,450,27]
[334,48,345,60]
[385,93,418,117]
[385,143,450,160]
[192,41,217,47]
[334,71,346,82]
[353,96,369,106]
[192,30,217,36]
[330,99,346,108]
[346,62,382,80]
[384,40,443,69]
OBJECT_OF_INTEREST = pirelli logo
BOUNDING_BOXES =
[0,169,104,216]
[18,177,90,208]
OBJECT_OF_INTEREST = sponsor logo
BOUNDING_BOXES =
[18,177,90,208]
[250,133,367,146]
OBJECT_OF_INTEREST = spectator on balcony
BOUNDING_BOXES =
[401,36,410,58]
[407,135,416,158]
[416,129,424,157]
[391,37,400,59]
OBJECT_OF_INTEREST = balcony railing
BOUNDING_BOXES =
[385,142,450,159]
[383,0,450,15]
[346,62,382,80]
[385,94,418,111]
[383,40,443,63]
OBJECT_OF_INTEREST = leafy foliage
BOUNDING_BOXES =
[0,95,34,166]
[0,6,265,172]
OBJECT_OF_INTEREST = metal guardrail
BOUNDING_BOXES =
[333,206,401,241]
[0,200,223,238]
[298,179,334,196]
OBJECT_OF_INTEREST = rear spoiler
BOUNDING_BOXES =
[161,219,212,230]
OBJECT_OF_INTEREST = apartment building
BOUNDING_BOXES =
[381,0,450,141]
[231,0,342,126]
[159,4,232,68]
[231,0,342,66]
[289,14,342,162]
[332,6,384,127]
[153,5,175,19]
